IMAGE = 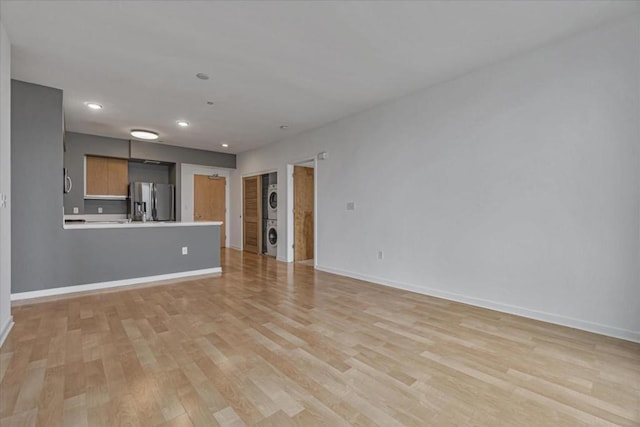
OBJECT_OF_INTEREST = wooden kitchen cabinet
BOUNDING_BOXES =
[85,155,128,198]
[107,157,128,196]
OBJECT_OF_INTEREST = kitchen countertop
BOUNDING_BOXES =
[63,221,223,230]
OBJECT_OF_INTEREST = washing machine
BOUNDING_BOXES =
[266,220,277,257]
[267,184,277,220]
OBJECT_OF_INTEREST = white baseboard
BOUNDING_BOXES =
[315,264,640,344]
[11,268,222,302]
[0,316,14,348]
[229,245,242,251]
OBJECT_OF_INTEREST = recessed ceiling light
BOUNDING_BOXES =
[221,143,229,148]
[196,73,209,80]
[280,125,288,129]
[85,102,103,110]
[176,120,190,127]
[130,130,159,140]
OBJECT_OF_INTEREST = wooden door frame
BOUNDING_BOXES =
[239,169,277,253]
[181,164,231,247]
[286,158,318,266]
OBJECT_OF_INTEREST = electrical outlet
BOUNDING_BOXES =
[98,207,103,214]
[346,201,356,211]
[182,247,188,255]
[73,207,79,214]
[377,250,384,260]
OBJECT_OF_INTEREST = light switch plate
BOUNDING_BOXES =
[182,247,188,255]
[73,207,79,214]
[98,207,103,214]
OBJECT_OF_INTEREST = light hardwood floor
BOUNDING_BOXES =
[1,249,639,426]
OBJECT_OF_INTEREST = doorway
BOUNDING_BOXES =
[194,174,226,247]
[261,172,278,257]
[293,164,314,264]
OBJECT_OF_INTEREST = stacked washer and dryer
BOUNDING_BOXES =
[266,184,278,256]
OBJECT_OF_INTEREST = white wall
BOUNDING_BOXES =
[231,16,640,342]
[0,20,13,347]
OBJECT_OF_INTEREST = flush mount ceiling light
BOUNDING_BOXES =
[85,102,103,110]
[196,73,209,80]
[130,129,159,140]
[221,143,229,148]
[176,120,190,127]
[280,125,289,129]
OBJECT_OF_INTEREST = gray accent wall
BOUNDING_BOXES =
[12,80,65,293]
[12,80,222,294]
[64,132,129,214]
[83,199,127,215]
[64,132,236,219]
[129,141,235,168]
[130,141,235,221]
[129,161,170,184]
[55,226,219,289]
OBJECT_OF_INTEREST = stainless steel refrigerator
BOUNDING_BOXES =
[129,182,175,221]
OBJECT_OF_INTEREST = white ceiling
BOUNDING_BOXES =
[1,1,638,154]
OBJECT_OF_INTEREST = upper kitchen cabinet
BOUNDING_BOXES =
[85,155,128,199]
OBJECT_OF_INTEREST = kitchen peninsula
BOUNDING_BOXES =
[12,219,226,300]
